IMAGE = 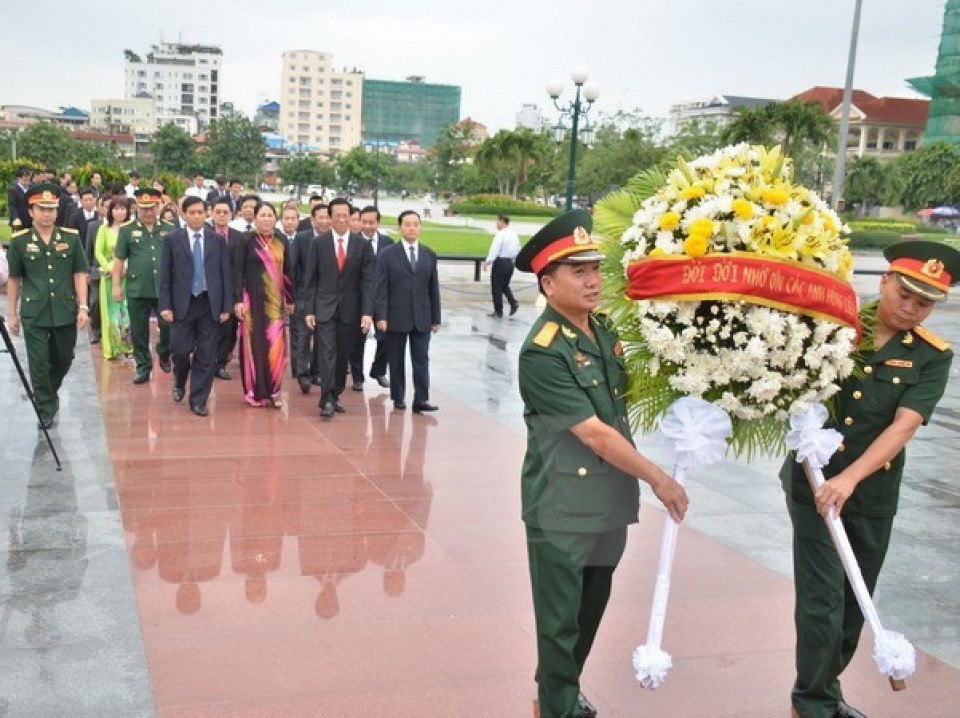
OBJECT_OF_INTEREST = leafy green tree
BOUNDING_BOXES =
[204,114,266,181]
[279,155,336,193]
[150,123,197,174]
[428,120,479,194]
[335,145,378,191]
[381,160,435,194]
[17,122,77,168]
[721,104,778,147]
[844,156,892,215]
[722,101,833,159]
[575,111,668,200]
[475,128,554,198]
[891,142,960,210]
[668,118,725,158]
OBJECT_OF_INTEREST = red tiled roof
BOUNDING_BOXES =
[790,86,929,125]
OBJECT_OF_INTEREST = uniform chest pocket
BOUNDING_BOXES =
[573,365,606,390]
[862,364,919,411]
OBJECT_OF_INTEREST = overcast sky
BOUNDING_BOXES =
[1,0,947,132]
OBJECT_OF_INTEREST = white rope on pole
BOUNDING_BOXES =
[788,405,915,690]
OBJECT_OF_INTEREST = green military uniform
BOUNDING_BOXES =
[6,224,89,424]
[781,301,952,718]
[520,306,640,718]
[115,216,175,377]
[517,210,641,718]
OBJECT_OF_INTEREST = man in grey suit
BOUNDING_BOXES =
[375,210,441,413]
[303,198,375,419]
[158,196,233,417]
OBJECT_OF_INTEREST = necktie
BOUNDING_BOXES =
[337,237,346,273]
[408,244,417,271]
[246,223,252,232]
[192,232,204,295]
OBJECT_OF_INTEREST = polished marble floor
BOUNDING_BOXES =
[2,258,960,717]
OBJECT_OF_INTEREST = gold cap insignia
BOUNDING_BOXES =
[42,190,54,201]
[573,226,591,245]
[921,258,944,279]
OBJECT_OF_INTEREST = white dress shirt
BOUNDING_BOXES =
[485,227,521,263]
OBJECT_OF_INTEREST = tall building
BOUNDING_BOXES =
[515,103,550,132]
[362,76,461,147]
[279,50,364,155]
[123,41,222,130]
[90,97,157,135]
[908,0,960,145]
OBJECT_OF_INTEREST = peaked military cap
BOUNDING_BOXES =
[134,187,163,207]
[25,182,62,208]
[515,209,601,275]
[885,239,960,302]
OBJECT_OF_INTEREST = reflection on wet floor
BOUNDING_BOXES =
[2,258,960,715]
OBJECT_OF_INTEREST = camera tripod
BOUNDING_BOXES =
[0,314,62,470]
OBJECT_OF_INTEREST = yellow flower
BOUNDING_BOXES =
[798,234,824,258]
[683,234,710,258]
[761,187,789,206]
[837,248,854,278]
[648,247,667,257]
[688,218,715,238]
[772,225,795,250]
[659,211,682,231]
[731,198,754,220]
[681,185,706,200]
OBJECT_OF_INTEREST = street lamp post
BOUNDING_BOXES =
[547,67,600,211]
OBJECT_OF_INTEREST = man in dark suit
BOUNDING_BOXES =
[375,210,441,413]
[67,187,101,343]
[297,195,325,233]
[7,166,33,232]
[302,198,375,419]
[350,205,394,391]
[290,202,330,386]
[209,197,244,381]
[158,195,233,417]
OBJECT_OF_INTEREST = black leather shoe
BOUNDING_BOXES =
[487,311,503,318]
[320,401,334,419]
[190,403,208,417]
[412,403,438,413]
[215,367,232,380]
[372,374,390,388]
[158,356,172,373]
[577,692,597,718]
[393,401,406,410]
[298,379,311,394]
[834,702,868,718]
[509,302,519,316]
[334,399,346,413]
[133,371,150,385]
[352,380,363,391]
[172,386,185,403]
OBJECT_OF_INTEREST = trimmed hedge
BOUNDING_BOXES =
[848,229,922,249]
[447,202,562,217]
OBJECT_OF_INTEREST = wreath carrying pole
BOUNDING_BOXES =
[633,398,731,689]
[788,405,915,691]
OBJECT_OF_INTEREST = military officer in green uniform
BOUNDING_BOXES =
[5,183,90,428]
[515,210,689,718]
[113,187,175,384]
[781,240,960,718]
